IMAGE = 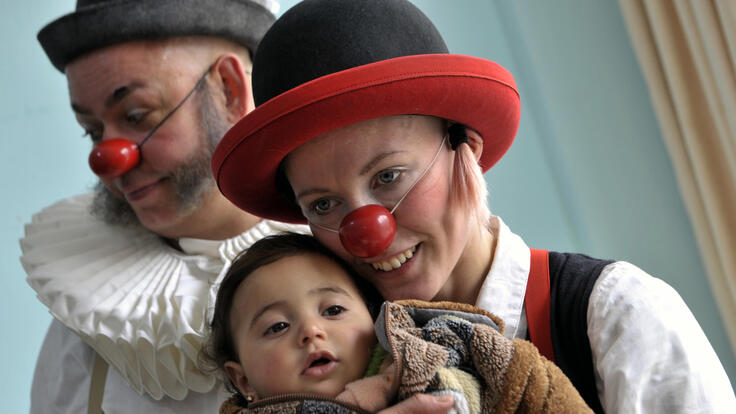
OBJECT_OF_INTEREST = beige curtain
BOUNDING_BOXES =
[618,0,736,355]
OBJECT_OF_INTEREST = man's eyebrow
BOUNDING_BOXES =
[71,102,89,115]
[106,82,145,108]
[294,150,405,200]
[70,81,147,115]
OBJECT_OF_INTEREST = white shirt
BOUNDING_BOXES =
[22,194,309,414]
[477,216,736,413]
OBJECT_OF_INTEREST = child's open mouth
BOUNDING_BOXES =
[302,351,337,377]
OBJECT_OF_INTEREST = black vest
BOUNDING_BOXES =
[544,252,614,414]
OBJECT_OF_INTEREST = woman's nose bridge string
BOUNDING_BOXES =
[389,133,447,215]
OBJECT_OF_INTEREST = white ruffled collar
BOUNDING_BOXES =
[20,193,308,400]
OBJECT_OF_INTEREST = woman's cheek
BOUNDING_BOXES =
[311,227,351,260]
[409,162,452,213]
[399,181,448,224]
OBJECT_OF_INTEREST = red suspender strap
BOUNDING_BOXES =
[525,248,555,363]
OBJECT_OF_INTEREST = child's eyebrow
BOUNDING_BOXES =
[308,285,352,297]
[250,300,286,329]
[248,286,353,328]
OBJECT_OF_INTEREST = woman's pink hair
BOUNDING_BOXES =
[449,126,491,227]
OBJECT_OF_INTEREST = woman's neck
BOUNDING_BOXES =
[437,218,496,305]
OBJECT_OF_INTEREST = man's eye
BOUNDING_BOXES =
[82,129,103,143]
[264,322,289,335]
[126,111,146,125]
[323,305,345,317]
[376,170,400,185]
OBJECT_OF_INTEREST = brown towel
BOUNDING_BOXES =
[391,300,593,413]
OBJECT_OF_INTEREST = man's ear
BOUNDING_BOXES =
[465,126,484,162]
[212,53,255,123]
[224,360,257,400]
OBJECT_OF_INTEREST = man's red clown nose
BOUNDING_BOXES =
[338,204,397,258]
[88,138,140,179]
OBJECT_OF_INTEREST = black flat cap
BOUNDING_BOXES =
[38,0,278,72]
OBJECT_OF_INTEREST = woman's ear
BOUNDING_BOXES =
[212,53,255,123]
[224,360,257,400]
[465,127,484,162]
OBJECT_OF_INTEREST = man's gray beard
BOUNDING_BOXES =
[89,84,230,228]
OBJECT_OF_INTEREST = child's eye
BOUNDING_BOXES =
[264,322,289,335]
[323,305,345,317]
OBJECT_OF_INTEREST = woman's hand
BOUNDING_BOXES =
[377,394,454,414]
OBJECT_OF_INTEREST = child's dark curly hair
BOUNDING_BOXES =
[198,232,383,401]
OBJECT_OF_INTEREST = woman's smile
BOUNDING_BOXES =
[369,245,417,271]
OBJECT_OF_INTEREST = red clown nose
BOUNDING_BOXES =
[338,204,397,258]
[88,138,140,179]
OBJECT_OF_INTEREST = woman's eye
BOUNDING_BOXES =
[323,305,345,317]
[376,170,400,185]
[264,322,289,335]
[312,198,333,214]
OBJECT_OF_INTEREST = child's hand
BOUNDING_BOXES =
[377,394,454,414]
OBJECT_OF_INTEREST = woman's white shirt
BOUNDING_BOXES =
[476,216,736,413]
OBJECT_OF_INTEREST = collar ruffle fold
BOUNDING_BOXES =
[20,194,309,401]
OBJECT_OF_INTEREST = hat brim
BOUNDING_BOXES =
[38,0,275,72]
[213,54,520,224]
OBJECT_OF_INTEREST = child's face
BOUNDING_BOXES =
[225,253,377,400]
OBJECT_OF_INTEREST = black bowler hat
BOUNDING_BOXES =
[38,0,279,72]
[213,0,521,224]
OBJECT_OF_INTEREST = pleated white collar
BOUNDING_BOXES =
[20,194,308,400]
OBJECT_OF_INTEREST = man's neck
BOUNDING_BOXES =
[157,193,263,241]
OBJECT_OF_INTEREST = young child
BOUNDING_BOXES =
[201,233,592,413]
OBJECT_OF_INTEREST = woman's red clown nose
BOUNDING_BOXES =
[338,204,397,258]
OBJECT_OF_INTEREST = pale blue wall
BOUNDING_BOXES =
[3,0,733,412]
[2,2,100,413]
[492,0,736,388]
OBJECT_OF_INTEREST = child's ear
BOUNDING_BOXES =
[224,360,257,400]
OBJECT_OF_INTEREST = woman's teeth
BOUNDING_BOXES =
[371,246,416,271]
